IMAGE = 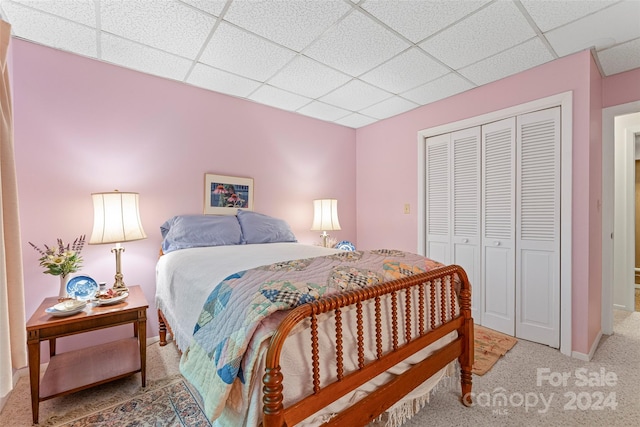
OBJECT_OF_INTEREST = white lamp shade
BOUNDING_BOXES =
[311,199,341,231]
[89,191,147,244]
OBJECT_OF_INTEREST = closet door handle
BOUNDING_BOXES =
[462,238,469,243]
[494,241,501,246]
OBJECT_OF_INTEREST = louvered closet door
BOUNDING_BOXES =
[425,134,450,264]
[451,127,481,321]
[481,117,516,335]
[516,107,560,348]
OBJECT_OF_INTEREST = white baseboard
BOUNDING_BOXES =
[572,329,603,361]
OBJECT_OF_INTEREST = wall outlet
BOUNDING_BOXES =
[404,203,410,214]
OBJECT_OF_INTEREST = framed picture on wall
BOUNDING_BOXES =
[204,173,254,215]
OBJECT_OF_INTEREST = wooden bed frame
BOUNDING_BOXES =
[158,264,473,426]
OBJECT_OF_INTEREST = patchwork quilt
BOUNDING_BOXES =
[179,249,444,423]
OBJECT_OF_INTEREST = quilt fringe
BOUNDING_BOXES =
[370,362,460,427]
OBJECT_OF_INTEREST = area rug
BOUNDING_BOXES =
[43,377,210,427]
[473,325,517,376]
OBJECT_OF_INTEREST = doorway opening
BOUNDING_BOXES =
[602,102,640,336]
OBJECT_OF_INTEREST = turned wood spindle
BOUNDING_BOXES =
[375,296,382,359]
[356,301,364,370]
[335,308,344,380]
[310,311,320,393]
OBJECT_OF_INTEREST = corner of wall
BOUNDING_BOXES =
[572,329,603,361]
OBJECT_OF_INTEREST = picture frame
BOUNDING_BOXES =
[204,173,254,215]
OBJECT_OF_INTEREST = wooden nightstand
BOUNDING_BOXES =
[26,285,148,424]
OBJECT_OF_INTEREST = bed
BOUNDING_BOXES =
[155,212,474,426]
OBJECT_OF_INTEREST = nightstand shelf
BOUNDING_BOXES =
[40,337,140,399]
[26,285,148,424]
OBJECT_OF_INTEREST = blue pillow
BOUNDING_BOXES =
[160,215,243,253]
[236,210,297,244]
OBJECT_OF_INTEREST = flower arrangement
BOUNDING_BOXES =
[29,235,86,277]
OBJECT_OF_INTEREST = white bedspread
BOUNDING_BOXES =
[156,243,341,351]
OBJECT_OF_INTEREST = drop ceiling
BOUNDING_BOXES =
[1,0,639,128]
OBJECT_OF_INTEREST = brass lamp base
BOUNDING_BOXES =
[111,244,129,292]
[320,231,329,248]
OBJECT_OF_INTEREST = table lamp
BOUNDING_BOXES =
[311,199,341,248]
[89,190,146,292]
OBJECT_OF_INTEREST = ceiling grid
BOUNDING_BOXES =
[0,0,637,128]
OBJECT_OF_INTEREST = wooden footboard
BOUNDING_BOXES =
[262,264,473,427]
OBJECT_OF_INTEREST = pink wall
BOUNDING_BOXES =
[355,50,596,354]
[602,68,640,108]
[11,39,356,357]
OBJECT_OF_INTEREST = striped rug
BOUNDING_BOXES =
[472,325,517,376]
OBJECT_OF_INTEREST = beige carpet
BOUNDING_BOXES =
[472,325,517,376]
[403,310,640,426]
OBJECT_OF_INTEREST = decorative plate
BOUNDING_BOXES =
[66,275,99,301]
[45,301,87,317]
[335,241,356,251]
[93,291,129,306]
[53,299,87,312]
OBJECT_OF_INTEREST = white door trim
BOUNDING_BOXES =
[417,91,573,356]
[602,101,640,336]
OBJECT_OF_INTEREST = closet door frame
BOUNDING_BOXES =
[417,91,573,356]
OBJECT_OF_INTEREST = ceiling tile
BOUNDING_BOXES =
[100,0,214,59]
[199,22,297,82]
[359,96,419,120]
[304,9,410,76]
[520,0,618,32]
[360,47,450,94]
[459,37,554,86]
[320,79,392,111]
[187,63,262,98]
[10,0,96,26]
[248,85,312,112]
[180,0,227,17]
[297,101,351,122]
[598,37,640,76]
[3,0,638,129]
[335,113,377,128]
[402,73,474,105]
[101,33,192,82]
[268,56,352,99]
[545,1,640,56]
[1,1,96,57]
[224,0,351,52]
[420,1,536,70]
[361,0,489,43]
